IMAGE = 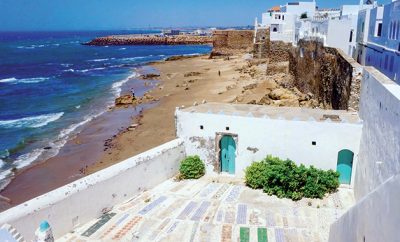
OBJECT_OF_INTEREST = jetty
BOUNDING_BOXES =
[84,34,213,46]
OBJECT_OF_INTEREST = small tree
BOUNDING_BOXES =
[300,12,308,19]
[179,156,205,179]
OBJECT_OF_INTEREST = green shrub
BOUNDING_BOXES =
[179,155,205,179]
[245,155,339,200]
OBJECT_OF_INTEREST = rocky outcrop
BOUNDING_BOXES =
[85,35,212,46]
[115,93,158,106]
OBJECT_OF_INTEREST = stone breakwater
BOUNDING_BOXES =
[84,35,213,46]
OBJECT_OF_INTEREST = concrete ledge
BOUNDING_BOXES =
[0,138,185,240]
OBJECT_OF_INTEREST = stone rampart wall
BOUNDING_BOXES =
[211,30,254,57]
[288,40,362,110]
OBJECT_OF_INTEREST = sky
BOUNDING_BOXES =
[0,0,392,31]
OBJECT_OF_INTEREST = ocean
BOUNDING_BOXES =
[0,31,211,185]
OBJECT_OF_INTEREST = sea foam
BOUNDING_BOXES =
[0,112,64,129]
[0,77,49,84]
[111,72,138,96]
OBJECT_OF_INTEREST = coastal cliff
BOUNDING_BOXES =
[85,35,213,46]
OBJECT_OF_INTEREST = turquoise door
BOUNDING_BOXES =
[337,149,354,184]
[220,135,236,174]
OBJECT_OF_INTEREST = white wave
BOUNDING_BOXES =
[76,67,106,73]
[119,48,126,50]
[183,53,201,56]
[75,105,81,109]
[0,159,5,168]
[61,63,73,67]
[89,58,109,62]
[63,69,75,72]
[0,112,64,129]
[0,169,12,181]
[17,46,35,49]
[0,77,49,84]
[0,78,17,83]
[111,72,138,97]
[14,149,43,169]
[120,56,147,62]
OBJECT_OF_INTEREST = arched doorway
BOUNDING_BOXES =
[220,135,236,174]
[336,149,354,184]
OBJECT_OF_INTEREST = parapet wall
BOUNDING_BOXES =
[328,66,400,241]
[211,30,254,57]
[0,139,185,240]
[355,67,400,199]
[288,40,362,110]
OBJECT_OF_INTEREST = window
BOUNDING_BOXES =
[200,125,204,130]
[349,30,354,42]
[397,21,400,40]
[273,27,278,32]
[362,22,365,33]
[312,141,317,146]
[377,23,382,37]
[226,127,230,131]
[389,22,393,39]
[282,15,285,20]
[394,21,397,39]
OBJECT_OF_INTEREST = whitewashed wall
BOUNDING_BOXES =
[329,67,400,241]
[0,139,185,240]
[176,108,362,181]
[329,174,400,242]
[355,67,400,200]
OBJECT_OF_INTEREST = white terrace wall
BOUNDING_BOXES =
[0,139,185,240]
[329,67,400,241]
[355,67,400,200]
[176,108,362,182]
[329,174,400,242]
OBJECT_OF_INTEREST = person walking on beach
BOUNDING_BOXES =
[131,88,136,99]
[218,70,221,76]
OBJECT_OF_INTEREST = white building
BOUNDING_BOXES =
[257,1,317,43]
[357,0,400,83]
[257,0,376,57]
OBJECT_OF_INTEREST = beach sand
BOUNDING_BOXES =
[0,53,313,209]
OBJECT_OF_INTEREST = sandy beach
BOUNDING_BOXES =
[0,52,317,210]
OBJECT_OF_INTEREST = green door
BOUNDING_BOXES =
[220,135,236,174]
[337,149,354,184]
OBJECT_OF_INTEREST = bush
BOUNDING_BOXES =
[179,155,205,179]
[245,155,339,200]
[300,13,308,19]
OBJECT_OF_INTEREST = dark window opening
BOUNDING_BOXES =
[273,27,278,32]
[200,125,204,130]
[226,127,230,131]
[349,30,353,42]
[377,23,382,37]
[312,141,317,146]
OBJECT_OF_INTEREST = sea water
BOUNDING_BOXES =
[0,31,211,185]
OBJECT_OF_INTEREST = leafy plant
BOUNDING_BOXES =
[179,155,205,179]
[245,155,339,200]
